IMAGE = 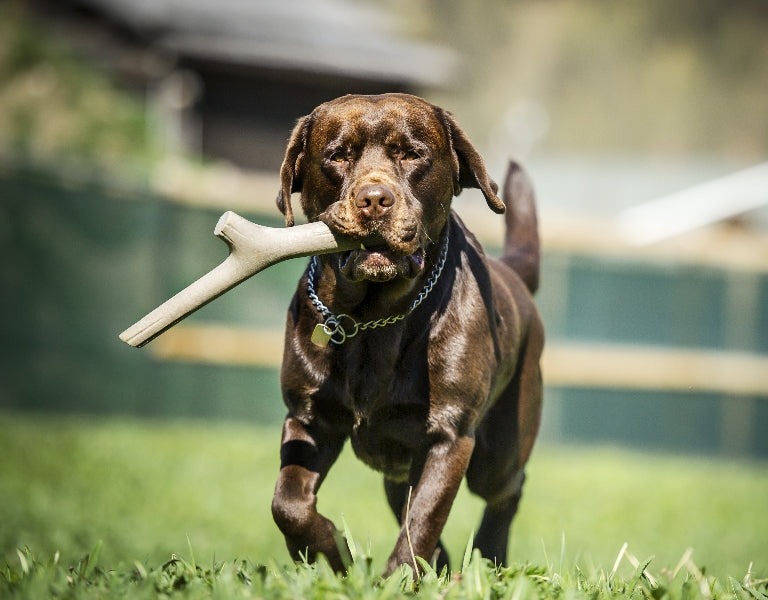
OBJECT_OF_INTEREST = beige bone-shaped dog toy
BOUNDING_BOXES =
[119,211,356,347]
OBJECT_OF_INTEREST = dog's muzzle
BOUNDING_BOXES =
[338,244,425,282]
[323,181,425,282]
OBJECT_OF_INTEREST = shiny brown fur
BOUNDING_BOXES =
[271,93,543,575]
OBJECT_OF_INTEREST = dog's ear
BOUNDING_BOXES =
[437,108,505,214]
[276,115,311,227]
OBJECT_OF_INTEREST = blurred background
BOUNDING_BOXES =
[2,0,768,577]
[2,0,768,453]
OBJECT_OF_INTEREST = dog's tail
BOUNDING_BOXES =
[499,161,540,295]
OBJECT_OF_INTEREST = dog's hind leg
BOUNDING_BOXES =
[466,318,543,565]
[472,471,525,563]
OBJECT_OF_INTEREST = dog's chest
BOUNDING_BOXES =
[349,409,426,480]
[327,331,431,477]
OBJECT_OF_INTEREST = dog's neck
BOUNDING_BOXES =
[318,269,419,319]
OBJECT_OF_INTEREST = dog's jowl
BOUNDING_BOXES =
[270,93,543,575]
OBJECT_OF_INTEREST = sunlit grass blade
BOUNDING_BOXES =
[461,530,474,574]
[186,535,197,573]
[15,549,29,576]
[79,539,102,580]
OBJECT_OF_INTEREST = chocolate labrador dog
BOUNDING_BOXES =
[271,93,543,575]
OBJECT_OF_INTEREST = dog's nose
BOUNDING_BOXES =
[354,185,395,218]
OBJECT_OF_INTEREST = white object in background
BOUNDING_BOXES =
[618,162,768,245]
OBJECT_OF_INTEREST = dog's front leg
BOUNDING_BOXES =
[385,434,475,575]
[271,416,350,571]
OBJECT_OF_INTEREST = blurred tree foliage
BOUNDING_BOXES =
[412,0,768,159]
[0,3,158,168]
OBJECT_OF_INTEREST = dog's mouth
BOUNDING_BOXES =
[338,244,425,283]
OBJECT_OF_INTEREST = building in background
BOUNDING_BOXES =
[32,0,455,170]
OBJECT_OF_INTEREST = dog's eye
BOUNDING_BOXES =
[401,150,420,161]
[329,151,349,164]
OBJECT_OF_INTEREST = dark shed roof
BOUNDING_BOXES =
[68,0,456,87]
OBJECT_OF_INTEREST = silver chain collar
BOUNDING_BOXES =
[306,227,450,347]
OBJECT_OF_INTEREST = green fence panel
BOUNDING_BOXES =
[2,165,766,456]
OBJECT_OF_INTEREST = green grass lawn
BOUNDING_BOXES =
[1,411,767,596]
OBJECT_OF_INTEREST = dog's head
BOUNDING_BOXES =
[276,93,503,283]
